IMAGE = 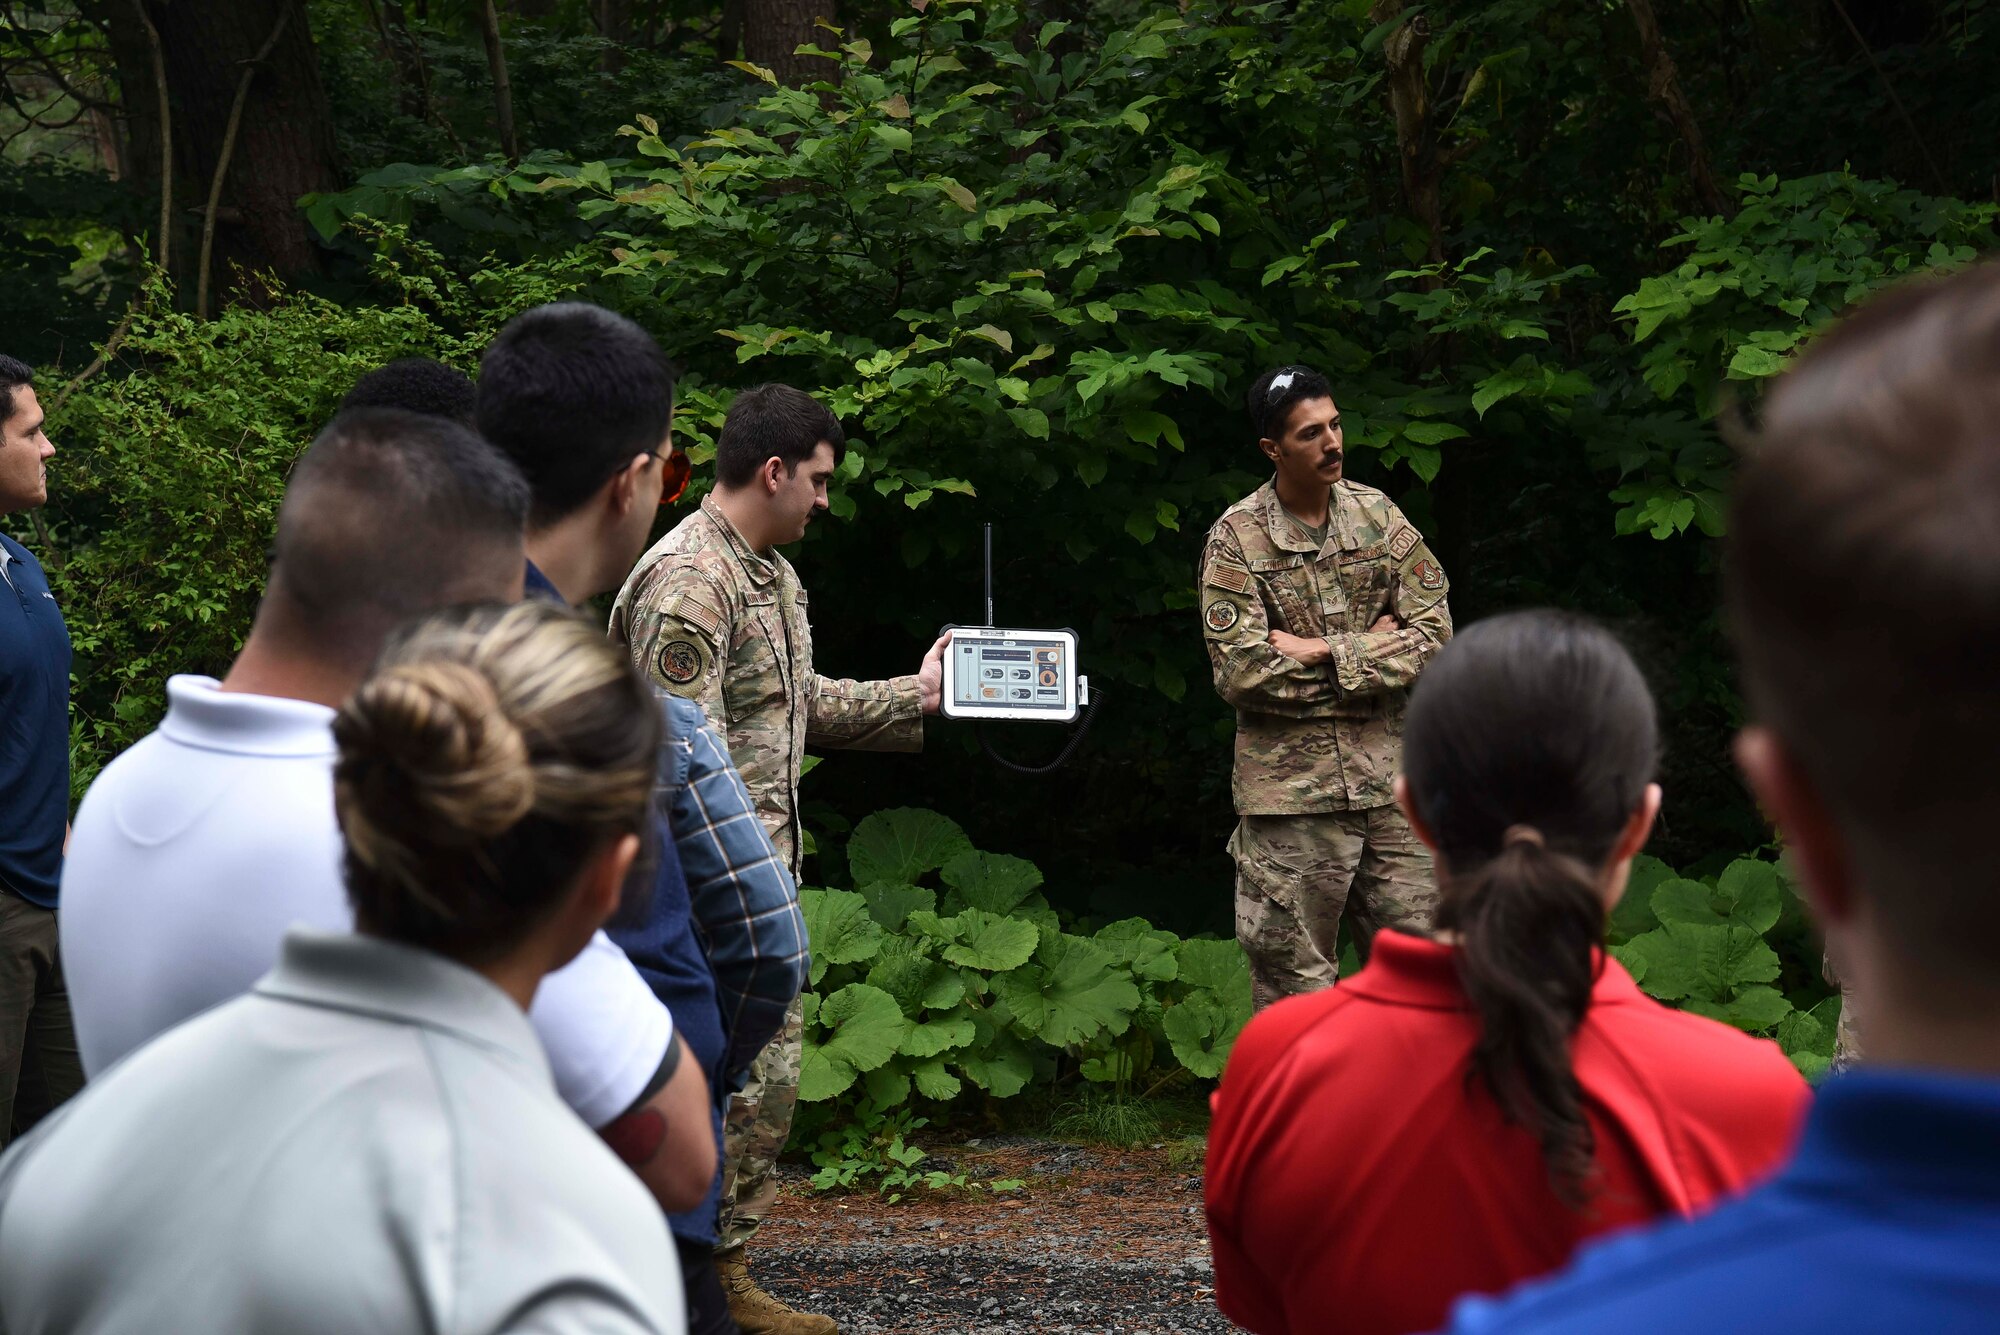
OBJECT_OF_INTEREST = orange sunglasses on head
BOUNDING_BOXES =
[656,449,692,506]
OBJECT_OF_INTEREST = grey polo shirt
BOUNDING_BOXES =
[0,929,685,1334]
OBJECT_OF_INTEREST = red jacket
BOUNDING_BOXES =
[1205,931,1811,1335]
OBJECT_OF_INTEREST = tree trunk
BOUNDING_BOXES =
[148,0,340,301]
[743,0,833,86]
[1370,0,1444,277]
[1625,0,1732,216]
[477,1,520,162]
[593,0,633,72]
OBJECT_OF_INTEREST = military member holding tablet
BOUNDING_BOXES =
[612,383,946,1335]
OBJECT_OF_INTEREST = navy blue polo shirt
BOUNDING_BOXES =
[0,533,70,909]
[1445,1069,2000,1333]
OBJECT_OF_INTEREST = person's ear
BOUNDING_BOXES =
[1597,782,1663,913]
[1258,435,1281,465]
[1612,782,1662,865]
[610,453,651,517]
[1393,774,1442,858]
[761,456,784,497]
[1735,726,1857,927]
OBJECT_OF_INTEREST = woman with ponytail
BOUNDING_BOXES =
[1205,610,1808,1335]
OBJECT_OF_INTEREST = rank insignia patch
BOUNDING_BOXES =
[1205,600,1241,633]
[659,639,704,685]
[1413,558,1445,591]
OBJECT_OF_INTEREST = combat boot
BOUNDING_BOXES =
[715,1247,839,1335]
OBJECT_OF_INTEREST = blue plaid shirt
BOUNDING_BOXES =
[654,693,808,1081]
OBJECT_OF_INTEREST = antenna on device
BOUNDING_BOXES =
[982,522,995,629]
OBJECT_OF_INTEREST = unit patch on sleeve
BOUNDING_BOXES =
[658,638,705,685]
[1412,558,1445,591]
[1205,599,1242,633]
[1387,525,1420,562]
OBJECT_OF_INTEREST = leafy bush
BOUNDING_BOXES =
[797,807,1252,1119]
[1608,854,1837,1079]
[798,806,1838,1177]
[45,245,591,798]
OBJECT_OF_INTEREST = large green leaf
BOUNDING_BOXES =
[990,934,1141,1046]
[907,908,1040,972]
[798,888,885,986]
[1163,992,1245,1078]
[940,850,1046,915]
[1650,859,1783,934]
[1712,859,1785,933]
[846,808,972,886]
[863,1064,911,1108]
[911,1058,962,1101]
[1683,985,1793,1033]
[900,1010,976,1058]
[958,1032,1035,1097]
[799,983,907,1101]
[865,935,962,1016]
[1095,918,1180,982]
[857,881,935,931]
[1617,921,1781,1004]
[1176,937,1253,1012]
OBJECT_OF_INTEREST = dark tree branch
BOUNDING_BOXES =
[1625,0,1731,217]
[1827,0,1950,195]
[132,0,170,272]
[196,5,288,318]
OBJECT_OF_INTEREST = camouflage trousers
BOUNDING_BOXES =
[716,994,803,1253]
[1230,807,1438,1011]
[1827,953,1862,1073]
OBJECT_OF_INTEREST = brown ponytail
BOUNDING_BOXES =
[1402,611,1659,1204]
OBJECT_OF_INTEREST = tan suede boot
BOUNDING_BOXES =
[715,1248,839,1335]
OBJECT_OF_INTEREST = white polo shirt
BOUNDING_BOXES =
[0,929,684,1333]
[61,676,672,1128]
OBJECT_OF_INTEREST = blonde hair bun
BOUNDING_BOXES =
[338,660,535,860]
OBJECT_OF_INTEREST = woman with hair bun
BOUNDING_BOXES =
[1205,610,1809,1335]
[0,601,692,1334]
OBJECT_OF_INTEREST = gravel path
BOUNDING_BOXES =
[752,1142,1242,1334]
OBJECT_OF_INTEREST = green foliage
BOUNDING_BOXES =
[799,807,1254,1122]
[1610,855,1837,1078]
[1600,172,1998,540]
[44,243,591,799]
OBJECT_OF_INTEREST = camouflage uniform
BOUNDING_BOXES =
[611,494,924,1251]
[1201,478,1452,1009]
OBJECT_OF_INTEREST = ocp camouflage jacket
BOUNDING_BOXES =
[1199,478,1452,815]
[611,496,923,876]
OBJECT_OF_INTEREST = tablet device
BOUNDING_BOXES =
[941,627,1080,723]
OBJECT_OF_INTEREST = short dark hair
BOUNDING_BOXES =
[475,303,677,527]
[0,355,34,427]
[339,358,477,424]
[273,408,530,646]
[1726,260,2000,983]
[1404,609,1660,1202]
[714,383,846,489]
[1246,363,1334,444]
